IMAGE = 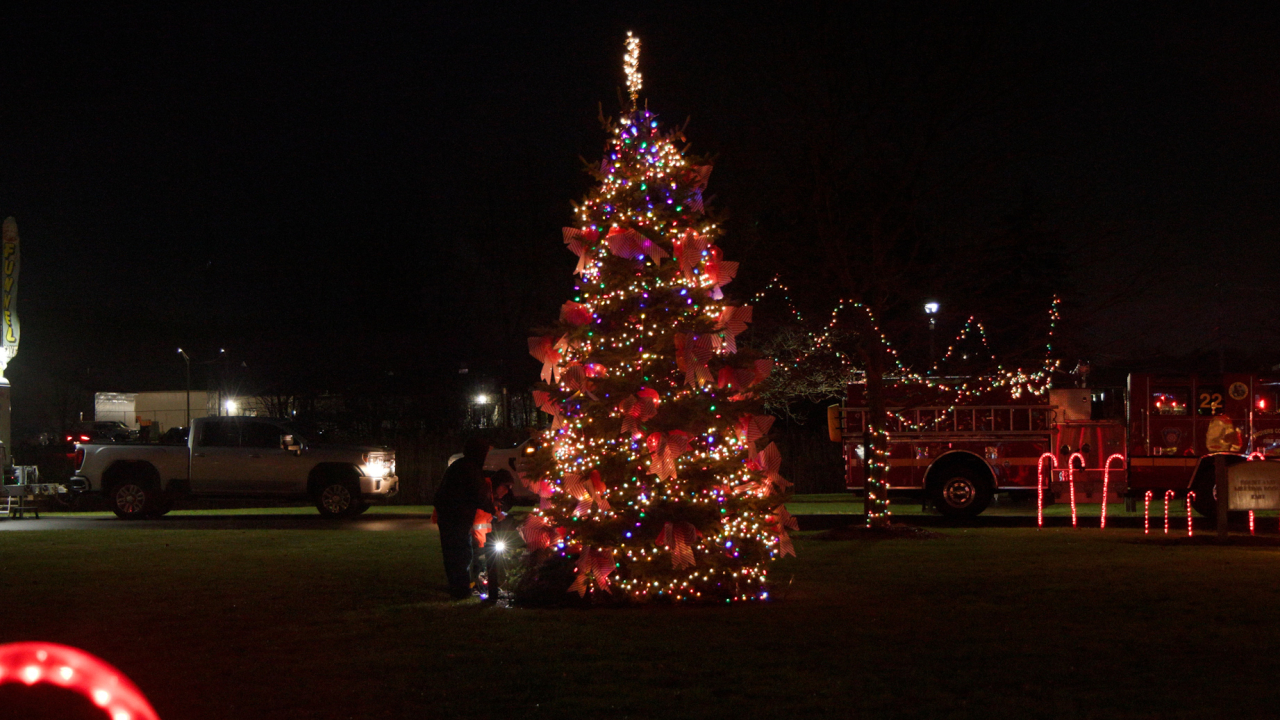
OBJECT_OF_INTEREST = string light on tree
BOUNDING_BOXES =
[521,33,791,604]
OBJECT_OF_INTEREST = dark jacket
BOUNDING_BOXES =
[433,457,496,523]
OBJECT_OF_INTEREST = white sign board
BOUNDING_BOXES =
[1228,461,1280,510]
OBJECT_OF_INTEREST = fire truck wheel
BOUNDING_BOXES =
[931,469,993,517]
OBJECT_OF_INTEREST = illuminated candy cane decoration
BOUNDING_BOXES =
[1144,490,1153,534]
[1036,452,1057,528]
[1100,453,1124,529]
[1246,453,1265,535]
[0,642,159,720]
[1067,452,1085,528]
[1164,489,1175,534]
[1186,492,1195,537]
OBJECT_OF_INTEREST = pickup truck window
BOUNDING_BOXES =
[198,420,240,447]
[242,421,283,449]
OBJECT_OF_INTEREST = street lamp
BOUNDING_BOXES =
[177,348,191,427]
[924,302,940,369]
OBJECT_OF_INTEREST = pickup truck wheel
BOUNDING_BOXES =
[315,480,360,518]
[109,482,151,519]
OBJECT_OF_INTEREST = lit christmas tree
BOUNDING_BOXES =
[520,33,794,603]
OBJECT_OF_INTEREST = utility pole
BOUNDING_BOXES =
[178,348,191,427]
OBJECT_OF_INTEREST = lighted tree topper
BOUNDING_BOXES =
[522,33,793,603]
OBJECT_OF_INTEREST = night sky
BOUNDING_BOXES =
[1,3,1278,432]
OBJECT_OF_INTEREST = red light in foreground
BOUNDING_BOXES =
[0,642,159,720]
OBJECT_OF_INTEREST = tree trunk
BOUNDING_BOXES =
[863,343,891,528]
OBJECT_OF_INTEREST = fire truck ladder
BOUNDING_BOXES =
[832,405,1055,440]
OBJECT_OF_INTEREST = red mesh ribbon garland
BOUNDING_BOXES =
[560,300,593,326]
[645,430,692,480]
[528,335,565,384]
[568,547,617,596]
[767,506,799,558]
[673,229,709,282]
[606,226,669,265]
[674,333,715,387]
[563,470,611,515]
[713,305,753,354]
[618,387,660,437]
[735,413,776,451]
[562,227,600,275]
[658,521,699,569]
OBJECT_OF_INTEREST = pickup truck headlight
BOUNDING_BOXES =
[362,452,395,479]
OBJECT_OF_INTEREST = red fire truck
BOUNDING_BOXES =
[829,373,1280,517]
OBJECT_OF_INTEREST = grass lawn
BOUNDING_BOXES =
[4,521,1280,719]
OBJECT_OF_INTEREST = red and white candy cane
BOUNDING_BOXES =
[1067,452,1086,528]
[1186,492,1195,537]
[1144,490,1153,534]
[1036,453,1057,528]
[0,642,159,720]
[1101,453,1124,529]
[1164,489,1176,534]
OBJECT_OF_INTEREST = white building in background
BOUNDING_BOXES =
[94,391,270,433]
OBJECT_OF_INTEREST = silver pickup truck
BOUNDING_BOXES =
[69,416,398,519]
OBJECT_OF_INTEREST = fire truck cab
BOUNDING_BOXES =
[830,373,1280,517]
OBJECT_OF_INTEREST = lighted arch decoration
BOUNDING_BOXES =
[1036,452,1057,528]
[0,642,159,720]
[1100,453,1125,529]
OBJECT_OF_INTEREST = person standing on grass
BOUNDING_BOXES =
[433,437,494,599]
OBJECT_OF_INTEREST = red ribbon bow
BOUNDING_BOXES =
[528,335,566,384]
[532,390,565,430]
[560,301,593,326]
[645,430,692,480]
[673,229,709,282]
[562,227,600,275]
[702,245,738,299]
[563,470,611,515]
[606,226,669,265]
[520,513,560,551]
[713,305,753,354]
[674,333,716,387]
[735,413,776,451]
[659,521,699,569]
[568,546,617,596]
[561,363,597,400]
[767,506,799,558]
[619,387,660,438]
[747,442,791,494]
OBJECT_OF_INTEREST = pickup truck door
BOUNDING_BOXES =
[189,419,249,493]
[239,420,310,494]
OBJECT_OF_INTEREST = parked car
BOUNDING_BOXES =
[65,421,137,444]
[68,416,399,519]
